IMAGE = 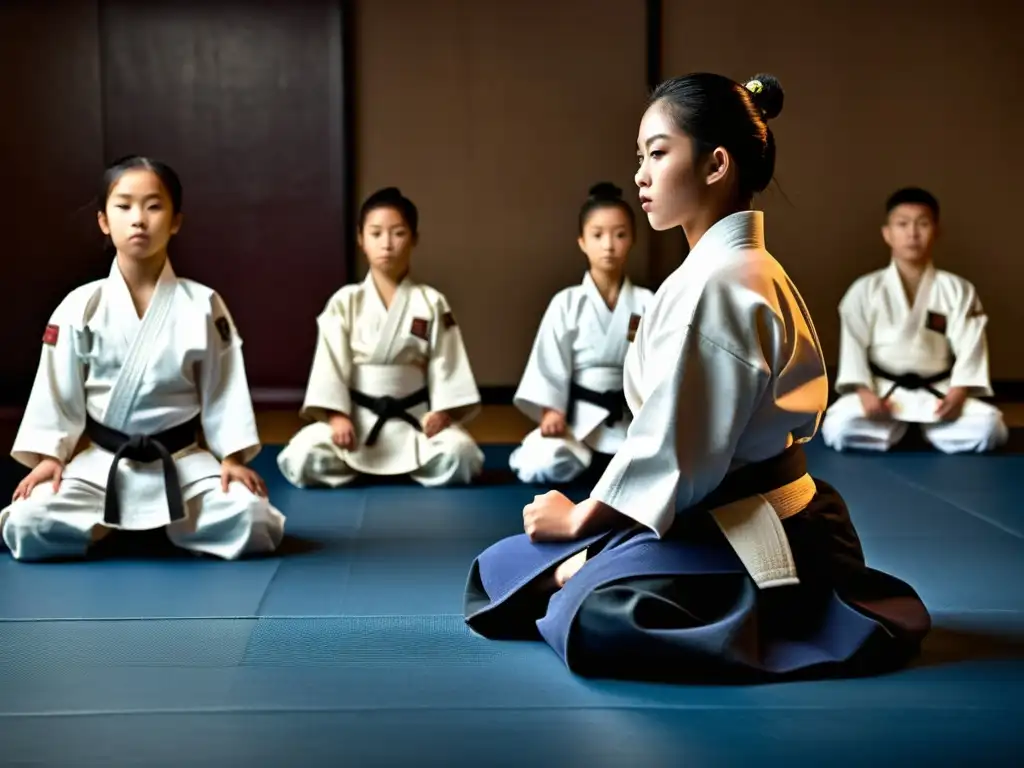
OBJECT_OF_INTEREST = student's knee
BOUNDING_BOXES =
[1,498,46,558]
[924,404,1009,454]
[986,410,1010,449]
[230,492,286,557]
[415,431,483,486]
[450,433,484,471]
[821,399,905,452]
[972,406,1009,451]
[277,422,353,488]
[169,484,285,560]
[1,491,96,561]
[511,438,587,484]
[437,434,484,482]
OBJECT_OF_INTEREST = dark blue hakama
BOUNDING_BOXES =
[464,446,931,682]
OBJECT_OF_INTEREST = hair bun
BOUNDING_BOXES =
[588,181,622,200]
[744,74,784,121]
[376,186,404,200]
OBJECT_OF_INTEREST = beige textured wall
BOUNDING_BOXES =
[354,0,1023,384]
[353,0,648,386]
[660,0,1023,376]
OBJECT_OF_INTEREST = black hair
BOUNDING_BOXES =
[99,155,183,215]
[886,187,939,221]
[648,72,785,205]
[578,182,635,235]
[358,187,419,237]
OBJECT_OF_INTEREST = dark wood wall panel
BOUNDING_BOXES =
[98,0,351,393]
[0,1,106,405]
[0,0,352,406]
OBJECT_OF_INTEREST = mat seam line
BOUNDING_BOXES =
[875,463,1024,541]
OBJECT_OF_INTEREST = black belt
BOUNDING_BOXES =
[869,360,954,400]
[569,382,627,427]
[85,414,201,527]
[350,387,430,446]
[699,443,808,512]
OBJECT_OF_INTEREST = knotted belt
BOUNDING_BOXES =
[85,414,201,526]
[569,382,627,427]
[869,360,955,400]
[350,387,430,446]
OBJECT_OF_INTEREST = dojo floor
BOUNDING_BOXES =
[1,407,1023,766]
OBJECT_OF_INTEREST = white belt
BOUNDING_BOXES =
[710,473,817,589]
[578,472,816,590]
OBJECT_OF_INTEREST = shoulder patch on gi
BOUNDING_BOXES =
[42,324,59,346]
[410,317,429,340]
[215,317,232,343]
[442,311,457,329]
[925,311,947,334]
[627,313,641,342]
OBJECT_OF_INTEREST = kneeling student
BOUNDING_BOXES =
[1,156,286,562]
[821,187,1007,453]
[277,187,484,488]
[509,182,653,485]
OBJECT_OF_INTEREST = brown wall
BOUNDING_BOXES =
[659,0,1024,379]
[355,0,1024,385]
[353,0,649,387]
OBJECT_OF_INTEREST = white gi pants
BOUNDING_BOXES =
[820,393,1009,454]
[277,421,484,488]
[0,477,286,562]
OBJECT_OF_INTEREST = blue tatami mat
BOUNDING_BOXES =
[1,440,1024,765]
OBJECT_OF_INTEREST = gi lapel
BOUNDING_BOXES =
[101,259,178,431]
[581,272,612,337]
[889,260,936,338]
[600,278,635,363]
[369,274,413,364]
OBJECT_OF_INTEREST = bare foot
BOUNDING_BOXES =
[554,549,588,587]
[527,548,590,596]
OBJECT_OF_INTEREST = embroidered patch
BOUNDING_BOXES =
[42,324,59,346]
[410,317,429,340]
[215,317,232,343]
[926,311,947,334]
[442,311,457,330]
[627,313,641,342]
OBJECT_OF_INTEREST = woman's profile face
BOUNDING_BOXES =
[635,102,705,232]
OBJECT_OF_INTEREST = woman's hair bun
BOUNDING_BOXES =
[588,181,622,200]
[376,186,403,200]
[743,73,784,121]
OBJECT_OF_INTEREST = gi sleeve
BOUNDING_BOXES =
[198,292,261,464]
[11,304,88,469]
[833,280,876,395]
[426,295,481,423]
[511,294,575,423]
[590,317,767,538]
[946,283,994,396]
[300,300,354,423]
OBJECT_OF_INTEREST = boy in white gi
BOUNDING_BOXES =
[821,187,1007,453]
